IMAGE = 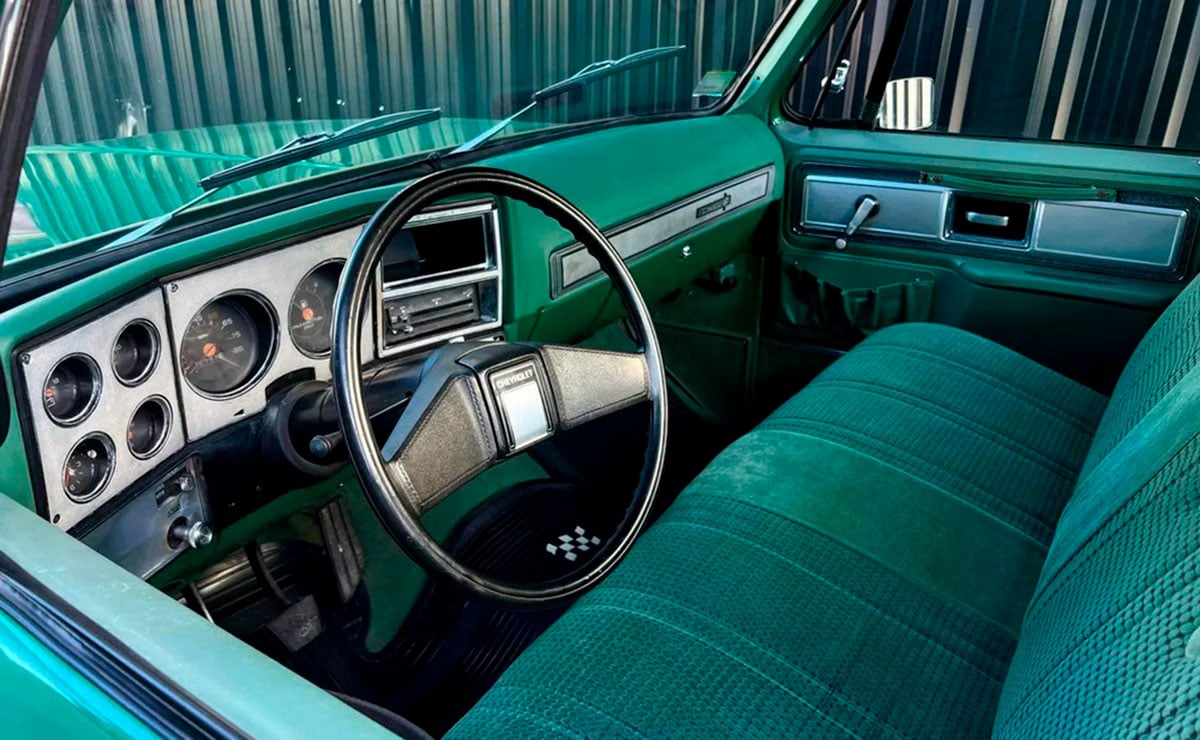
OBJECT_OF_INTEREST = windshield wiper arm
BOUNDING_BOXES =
[106,107,441,249]
[452,45,686,154]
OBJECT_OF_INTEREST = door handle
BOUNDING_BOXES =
[966,211,1010,228]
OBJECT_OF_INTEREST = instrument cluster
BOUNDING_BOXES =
[19,228,361,533]
[18,200,501,539]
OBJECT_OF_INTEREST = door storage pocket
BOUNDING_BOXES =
[782,259,934,339]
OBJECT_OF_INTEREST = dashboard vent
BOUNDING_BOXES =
[382,283,481,348]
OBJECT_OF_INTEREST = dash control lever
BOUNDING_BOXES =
[835,195,879,250]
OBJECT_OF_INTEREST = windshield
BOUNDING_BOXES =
[8,0,789,272]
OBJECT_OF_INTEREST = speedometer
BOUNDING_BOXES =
[289,261,342,357]
[179,293,276,397]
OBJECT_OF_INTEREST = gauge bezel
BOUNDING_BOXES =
[179,290,279,400]
[62,432,116,503]
[41,353,102,427]
[288,259,345,359]
[126,395,172,460]
[111,319,161,387]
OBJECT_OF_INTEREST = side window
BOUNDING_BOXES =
[788,0,1200,151]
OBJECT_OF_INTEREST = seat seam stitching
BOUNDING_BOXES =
[757,420,1054,542]
[1002,546,1200,727]
[1031,432,1200,613]
[579,602,872,738]
[744,427,1048,550]
[595,585,909,737]
[664,507,1017,669]
[800,378,1082,480]
[482,684,650,739]
[847,342,1103,432]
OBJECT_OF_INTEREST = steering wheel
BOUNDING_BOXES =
[331,167,668,607]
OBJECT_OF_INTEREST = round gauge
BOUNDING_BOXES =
[289,261,343,357]
[127,396,171,459]
[179,293,276,397]
[62,433,115,502]
[42,355,101,426]
[112,320,160,386]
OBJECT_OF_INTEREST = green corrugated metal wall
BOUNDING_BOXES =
[32,0,788,145]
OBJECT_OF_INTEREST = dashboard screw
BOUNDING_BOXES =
[19,353,30,365]
[680,245,693,259]
[169,283,179,293]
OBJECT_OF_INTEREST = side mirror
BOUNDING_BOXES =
[877,77,935,131]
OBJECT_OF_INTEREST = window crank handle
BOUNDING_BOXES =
[836,195,879,250]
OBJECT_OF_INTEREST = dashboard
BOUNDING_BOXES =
[5,116,784,584]
[16,200,504,575]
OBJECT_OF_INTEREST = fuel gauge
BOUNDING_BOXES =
[62,433,115,502]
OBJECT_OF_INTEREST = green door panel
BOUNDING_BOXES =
[0,611,153,738]
[771,123,1199,391]
[0,494,393,737]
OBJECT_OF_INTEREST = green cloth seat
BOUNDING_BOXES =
[451,280,1200,737]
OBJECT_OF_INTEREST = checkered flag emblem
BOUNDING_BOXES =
[545,526,602,562]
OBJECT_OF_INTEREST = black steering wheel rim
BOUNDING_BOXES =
[331,166,668,607]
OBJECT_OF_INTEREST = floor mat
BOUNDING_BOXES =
[376,478,625,735]
[193,478,625,736]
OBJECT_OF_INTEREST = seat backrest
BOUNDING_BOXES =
[994,279,1200,736]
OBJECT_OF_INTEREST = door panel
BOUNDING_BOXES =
[772,126,1200,392]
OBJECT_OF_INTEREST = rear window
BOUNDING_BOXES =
[788,0,1200,151]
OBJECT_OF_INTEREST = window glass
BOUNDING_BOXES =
[788,0,1200,151]
[10,0,790,265]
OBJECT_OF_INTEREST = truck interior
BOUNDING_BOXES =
[0,0,1198,736]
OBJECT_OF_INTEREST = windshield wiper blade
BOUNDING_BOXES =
[200,107,440,190]
[452,45,686,154]
[105,107,441,249]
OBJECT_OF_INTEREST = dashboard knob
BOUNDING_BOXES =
[170,519,214,550]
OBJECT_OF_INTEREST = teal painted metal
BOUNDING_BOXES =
[0,610,154,738]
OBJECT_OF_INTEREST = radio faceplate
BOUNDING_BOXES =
[375,200,503,359]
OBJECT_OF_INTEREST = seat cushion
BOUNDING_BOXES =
[762,323,1106,548]
[450,324,1106,738]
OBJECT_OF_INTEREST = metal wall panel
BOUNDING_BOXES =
[789,0,1200,151]
[31,0,788,146]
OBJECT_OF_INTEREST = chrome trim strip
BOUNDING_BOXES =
[1031,201,1188,268]
[550,166,774,296]
[376,201,499,289]
[802,175,953,242]
[800,173,1189,273]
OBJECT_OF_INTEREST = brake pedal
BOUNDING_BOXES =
[318,497,366,604]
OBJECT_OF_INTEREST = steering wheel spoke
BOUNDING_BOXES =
[536,344,649,430]
[381,369,499,512]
